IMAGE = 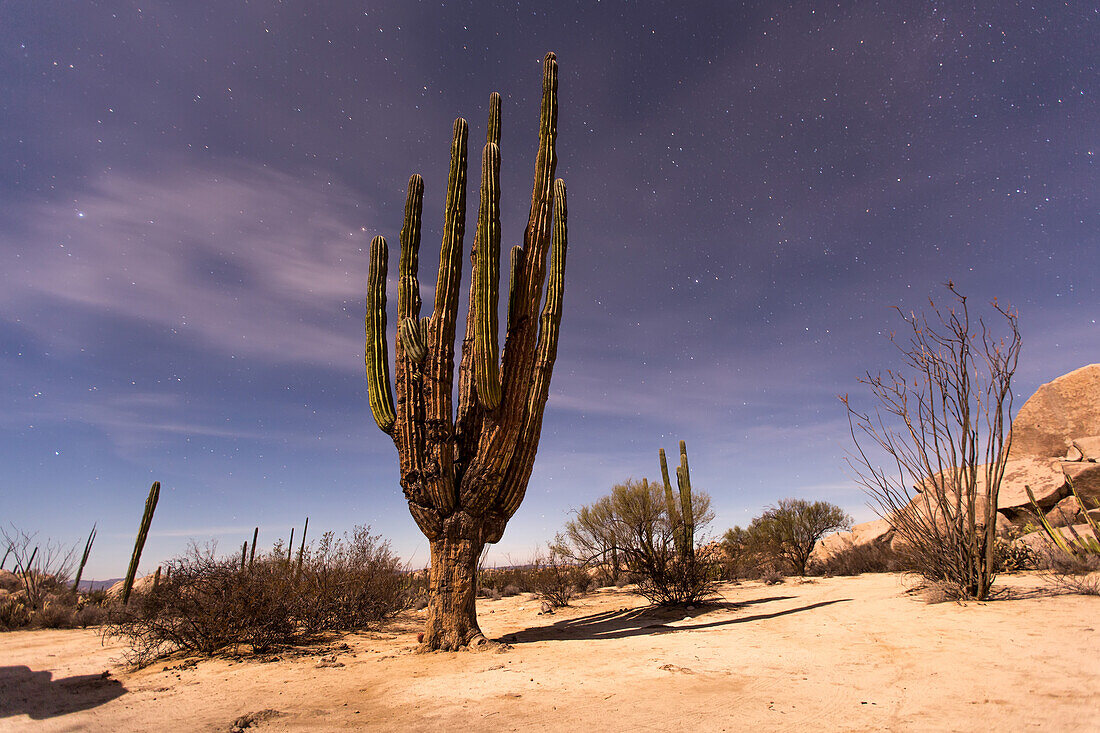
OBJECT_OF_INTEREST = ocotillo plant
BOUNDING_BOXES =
[72,523,97,591]
[659,441,696,564]
[365,52,569,651]
[122,481,160,605]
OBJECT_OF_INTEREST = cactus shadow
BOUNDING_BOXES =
[0,666,126,720]
[501,595,850,644]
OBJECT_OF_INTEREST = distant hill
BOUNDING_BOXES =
[79,578,123,592]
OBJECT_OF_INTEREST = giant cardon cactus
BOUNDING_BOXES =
[365,52,568,650]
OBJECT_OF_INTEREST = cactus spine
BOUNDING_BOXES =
[122,481,160,605]
[364,53,568,651]
[660,442,696,563]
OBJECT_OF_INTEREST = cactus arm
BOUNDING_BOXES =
[397,174,424,322]
[400,318,427,363]
[473,140,503,409]
[426,119,469,417]
[497,179,568,519]
[677,440,696,561]
[466,53,559,505]
[122,481,160,605]
[456,94,504,455]
[393,175,433,512]
[659,447,683,554]
[249,527,258,568]
[365,235,396,433]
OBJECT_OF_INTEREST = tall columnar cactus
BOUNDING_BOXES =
[122,481,160,605]
[249,527,259,568]
[71,523,97,592]
[364,52,568,651]
[659,441,696,563]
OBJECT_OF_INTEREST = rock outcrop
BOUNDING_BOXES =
[1011,364,1100,459]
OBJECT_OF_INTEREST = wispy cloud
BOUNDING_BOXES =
[1,161,375,369]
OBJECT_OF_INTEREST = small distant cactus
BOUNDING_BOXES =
[660,441,697,563]
[122,481,160,605]
[72,523,97,591]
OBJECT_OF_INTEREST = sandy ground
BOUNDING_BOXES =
[2,572,1098,732]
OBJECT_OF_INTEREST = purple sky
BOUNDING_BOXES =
[1,2,1095,579]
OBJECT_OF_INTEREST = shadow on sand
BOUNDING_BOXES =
[0,666,126,720]
[501,595,852,644]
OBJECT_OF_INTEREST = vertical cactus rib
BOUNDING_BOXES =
[122,480,160,605]
[474,140,503,409]
[365,235,396,433]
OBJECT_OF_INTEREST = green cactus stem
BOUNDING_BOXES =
[122,481,160,605]
[297,517,308,570]
[659,441,696,562]
[72,523,96,592]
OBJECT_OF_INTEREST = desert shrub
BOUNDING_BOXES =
[105,526,408,666]
[760,566,784,585]
[1,525,78,612]
[993,531,1038,573]
[844,285,1020,601]
[501,583,521,597]
[0,595,31,630]
[737,499,852,577]
[809,542,906,576]
[528,550,589,608]
[556,478,718,605]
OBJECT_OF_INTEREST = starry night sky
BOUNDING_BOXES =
[1,2,1096,579]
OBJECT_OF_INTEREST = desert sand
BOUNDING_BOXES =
[2,572,1098,732]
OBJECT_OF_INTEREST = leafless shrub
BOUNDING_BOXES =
[844,285,1021,601]
[529,549,589,608]
[761,566,784,585]
[105,526,408,666]
[1,524,77,611]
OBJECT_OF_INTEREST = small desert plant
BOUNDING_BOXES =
[1024,479,1100,595]
[529,549,588,608]
[760,566,784,585]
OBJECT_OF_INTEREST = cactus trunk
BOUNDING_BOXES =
[249,527,258,568]
[422,512,485,649]
[122,481,160,605]
[364,53,568,650]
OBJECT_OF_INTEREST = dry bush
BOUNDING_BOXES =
[529,550,589,608]
[844,285,1020,601]
[105,526,408,666]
